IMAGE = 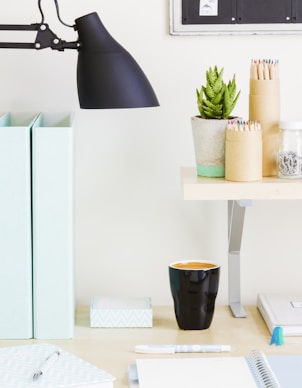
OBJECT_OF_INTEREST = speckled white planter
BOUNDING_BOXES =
[191,116,229,177]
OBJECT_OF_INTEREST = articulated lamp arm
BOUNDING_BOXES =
[0,23,79,51]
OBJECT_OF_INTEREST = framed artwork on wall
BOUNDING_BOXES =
[170,0,302,35]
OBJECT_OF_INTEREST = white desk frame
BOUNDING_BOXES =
[181,167,302,318]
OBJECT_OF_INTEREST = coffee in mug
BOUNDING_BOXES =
[170,261,217,270]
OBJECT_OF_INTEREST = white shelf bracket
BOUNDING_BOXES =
[228,199,252,318]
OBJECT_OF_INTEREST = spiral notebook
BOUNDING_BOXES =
[130,350,302,388]
[0,343,115,387]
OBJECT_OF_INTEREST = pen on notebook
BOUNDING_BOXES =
[135,344,231,354]
[32,350,60,382]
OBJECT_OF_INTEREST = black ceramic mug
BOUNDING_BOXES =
[169,260,220,330]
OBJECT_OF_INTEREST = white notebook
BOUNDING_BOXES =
[130,350,293,388]
[135,358,260,387]
[0,343,115,387]
[257,293,302,336]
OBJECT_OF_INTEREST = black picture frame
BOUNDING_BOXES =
[170,0,302,35]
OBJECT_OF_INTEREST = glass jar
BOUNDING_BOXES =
[278,121,302,179]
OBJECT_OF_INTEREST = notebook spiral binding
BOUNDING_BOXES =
[247,350,281,388]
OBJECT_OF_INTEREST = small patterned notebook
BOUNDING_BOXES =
[0,343,115,387]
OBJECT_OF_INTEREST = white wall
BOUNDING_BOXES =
[1,0,302,306]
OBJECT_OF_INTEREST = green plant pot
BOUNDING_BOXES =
[191,116,229,178]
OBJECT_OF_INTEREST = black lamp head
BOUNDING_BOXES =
[75,12,159,109]
[0,4,159,110]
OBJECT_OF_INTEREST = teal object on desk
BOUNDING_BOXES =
[270,326,284,346]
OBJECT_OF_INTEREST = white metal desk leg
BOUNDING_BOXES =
[228,200,252,318]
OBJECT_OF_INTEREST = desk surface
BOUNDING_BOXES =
[1,305,302,388]
[181,166,302,200]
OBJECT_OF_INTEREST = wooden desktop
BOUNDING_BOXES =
[1,306,301,388]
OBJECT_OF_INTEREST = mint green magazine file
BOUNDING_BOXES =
[0,112,38,339]
[32,112,74,339]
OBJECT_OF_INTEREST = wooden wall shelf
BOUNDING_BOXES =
[181,167,302,201]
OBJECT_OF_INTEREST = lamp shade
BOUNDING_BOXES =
[75,12,159,109]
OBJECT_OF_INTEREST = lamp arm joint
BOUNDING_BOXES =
[34,23,79,51]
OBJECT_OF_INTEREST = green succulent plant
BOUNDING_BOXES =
[196,66,240,120]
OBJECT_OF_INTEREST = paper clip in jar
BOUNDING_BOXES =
[278,121,302,179]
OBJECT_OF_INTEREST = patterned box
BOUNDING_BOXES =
[90,297,152,328]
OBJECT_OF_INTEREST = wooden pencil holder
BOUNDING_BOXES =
[249,80,280,177]
[225,129,262,182]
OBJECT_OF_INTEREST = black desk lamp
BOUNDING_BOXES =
[0,1,159,109]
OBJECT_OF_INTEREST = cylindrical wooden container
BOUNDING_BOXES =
[249,80,280,176]
[225,129,262,182]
